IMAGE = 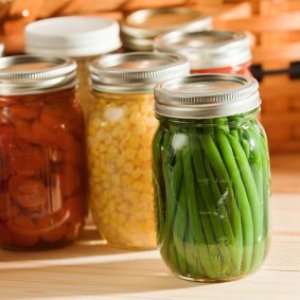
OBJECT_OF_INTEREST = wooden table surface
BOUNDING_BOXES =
[0,154,299,300]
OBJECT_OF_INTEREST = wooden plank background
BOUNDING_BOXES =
[1,0,300,153]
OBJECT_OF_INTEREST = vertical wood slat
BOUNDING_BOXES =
[213,0,300,153]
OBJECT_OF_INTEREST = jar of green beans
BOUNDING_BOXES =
[153,74,270,282]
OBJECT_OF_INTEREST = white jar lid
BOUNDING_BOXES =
[25,16,121,58]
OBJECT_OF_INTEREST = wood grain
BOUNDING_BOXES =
[0,154,299,299]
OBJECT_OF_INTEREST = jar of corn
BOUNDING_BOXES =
[25,16,121,118]
[88,52,189,249]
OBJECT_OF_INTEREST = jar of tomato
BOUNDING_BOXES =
[0,55,87,250]
[154,30,252,76]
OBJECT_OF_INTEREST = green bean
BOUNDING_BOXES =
[238,129,251,160]
[189,127,232,275]
[245,127,264,205]
[168,236,180,274]
[160,129,181,265]
[215,126,254,272]
[245,127,266,271]
[230,118,251,161]
[184,223,205,278]
[231,121,268,271]
[181,142,218,278]
[199,130,244,272]
[152,127,165,243]
[228,133,264,270]
[172,157,189,275]
[203,157,239,274]
[255,122,271,260]
[154,112,270,281]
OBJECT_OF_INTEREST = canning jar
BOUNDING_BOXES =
[88,52,189,249]
[0,55,87,250]
[25,16,121,118]
[121,7,211,51]
[153,74,270,281]
[154,30,252,76]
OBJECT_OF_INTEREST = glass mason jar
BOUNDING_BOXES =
[25,16,121,118]
[153,74,271,281]
[121,7,211,52]
[88,52,189,249]
[154,30,252,76]
[0,55,87,250]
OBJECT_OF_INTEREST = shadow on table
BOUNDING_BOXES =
[0,227,132,263]
[0,257,204,299]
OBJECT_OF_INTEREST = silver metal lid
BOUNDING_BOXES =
[155,74,261,119]
[89,52,190,93]
[154,30,251,69]
[0,55,77,95]
[121,7,211,51]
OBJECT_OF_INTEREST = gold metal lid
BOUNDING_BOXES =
[121,7,211,51]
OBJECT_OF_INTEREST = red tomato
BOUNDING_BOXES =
[36,210,68,243]
[9,176,48,211]
[6,215,39,248]
[60,165,81,198]
[0,193,19,221]
[0,223,12,246]
[8,143,44,175]
[9,103,41,120]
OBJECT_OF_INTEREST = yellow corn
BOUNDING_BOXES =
[87,92,157,249]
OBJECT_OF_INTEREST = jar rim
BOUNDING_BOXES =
[89,52,190,93]
[121,7,211,51]
[154,30,252,69]
[154,73,261,119]
[0,55,77,96]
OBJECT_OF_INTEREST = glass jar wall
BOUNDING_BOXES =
[0,56,87,250]
[88,92,157,248]
[154,30,252,76]
[153,74,270,281]
[88,52,189,249]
